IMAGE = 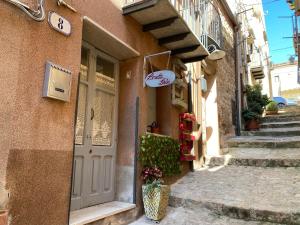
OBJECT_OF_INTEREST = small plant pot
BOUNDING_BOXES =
[142,184,170,221]
[0,210,8,225]
[245,119,260,131]
[265,110,278,115]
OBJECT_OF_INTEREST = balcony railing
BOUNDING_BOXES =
[250,52,265,79]
[124,0,223,51]
[250,52,263,68]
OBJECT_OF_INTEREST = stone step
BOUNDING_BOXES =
[206,148,300,167]
[227,136,300,148]
[261,115,300,123]
[261,121,300,129]
[241,127,300,137]
[129,207,283,225]
[169,166,300,224]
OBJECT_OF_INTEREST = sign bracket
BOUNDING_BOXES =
[143,51,171,87]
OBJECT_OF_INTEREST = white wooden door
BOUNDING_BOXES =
[71,43,118,210]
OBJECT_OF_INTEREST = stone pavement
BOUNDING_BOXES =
[207,148,300,167]
[130,207,282,225]
[130,107,300,225]
[169,166,300,224]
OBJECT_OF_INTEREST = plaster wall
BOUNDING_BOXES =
[0,1,82,224]
[271,63,300,97]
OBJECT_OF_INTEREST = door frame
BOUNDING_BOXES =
[70,41,120,211]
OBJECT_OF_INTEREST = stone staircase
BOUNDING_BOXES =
[130,108,300,225]
[168,111,300,225]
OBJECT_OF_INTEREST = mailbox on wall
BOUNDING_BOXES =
[43,61,72,102]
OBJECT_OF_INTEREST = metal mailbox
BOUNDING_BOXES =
[43,61,72,102]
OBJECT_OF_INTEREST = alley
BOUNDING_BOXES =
[130,107,300,225]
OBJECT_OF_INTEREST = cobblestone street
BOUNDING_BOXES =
[130,107,300,225]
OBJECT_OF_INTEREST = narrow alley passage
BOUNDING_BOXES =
[130,106,300,225]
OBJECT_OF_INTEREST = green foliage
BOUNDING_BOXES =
[266,101,279,112]
[242,109,260,121]
[143,180,162,195]
[245,84,269,115]
[139,134,181,177]
[243,84,270,122]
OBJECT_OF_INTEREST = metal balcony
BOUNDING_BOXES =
[250,53,265,80]
[123,0,223,63]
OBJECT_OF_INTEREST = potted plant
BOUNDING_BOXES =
[242,109,260,130]
[139,133,180,221]
[0,183,8,225]
[141,167,170,221]
[243,84,269,130]
[265,101,279,115]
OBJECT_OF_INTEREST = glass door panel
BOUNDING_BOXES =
[75,84,88,145]
[75,47,90,145]
[92,89,115,146]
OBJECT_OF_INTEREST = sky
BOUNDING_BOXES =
[263,0,296,64]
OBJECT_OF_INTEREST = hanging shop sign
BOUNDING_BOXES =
[48,12,71,36]
[145,70,176,87]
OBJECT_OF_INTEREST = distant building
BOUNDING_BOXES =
[271,62,300,98]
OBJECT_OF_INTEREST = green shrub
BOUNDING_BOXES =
[266,101,278,112]
[242,109,260,121]
[243,84,270,122]
[245,84,269,115]
[139,134,181,177]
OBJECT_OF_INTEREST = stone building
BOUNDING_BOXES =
[0,0,239,224]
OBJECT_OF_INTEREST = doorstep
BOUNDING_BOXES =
[69,201,136,225]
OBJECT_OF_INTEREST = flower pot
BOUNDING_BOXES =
[142,184,170,221]
[245,119,260,131]
[0,210,8,225]
[265,110,278,115]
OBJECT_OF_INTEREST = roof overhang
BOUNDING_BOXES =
[82,17,140,60]
[250,66,265,80]
[123,0,209,63]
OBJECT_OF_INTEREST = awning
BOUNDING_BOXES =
[123,0,209,63]
[82,17,140,60]
[251,66,265,80]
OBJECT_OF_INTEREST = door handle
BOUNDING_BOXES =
[91,108,94,120]
[89,149,92,154]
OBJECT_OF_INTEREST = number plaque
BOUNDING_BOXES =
[48,11,71,36]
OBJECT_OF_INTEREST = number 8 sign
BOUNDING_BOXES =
[48,12,71,36]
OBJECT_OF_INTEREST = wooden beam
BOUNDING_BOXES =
[181,55,207,63]
[143,17,178,32]
[171,45,200,55]
[158,32,190,45]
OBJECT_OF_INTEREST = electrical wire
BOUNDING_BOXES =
[271,46,294,51]
[4,0,45,21]
[244,0,280,6]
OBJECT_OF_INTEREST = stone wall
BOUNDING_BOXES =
[215,2,237,149]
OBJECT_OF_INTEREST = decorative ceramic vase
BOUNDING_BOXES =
[142,184,170,221]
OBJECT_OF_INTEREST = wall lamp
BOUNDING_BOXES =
[207,44,226,60]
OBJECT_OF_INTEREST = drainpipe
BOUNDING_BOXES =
[234,24,242,136]
[187,71,194,171]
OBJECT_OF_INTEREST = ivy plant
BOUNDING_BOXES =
[139,133,181,177]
